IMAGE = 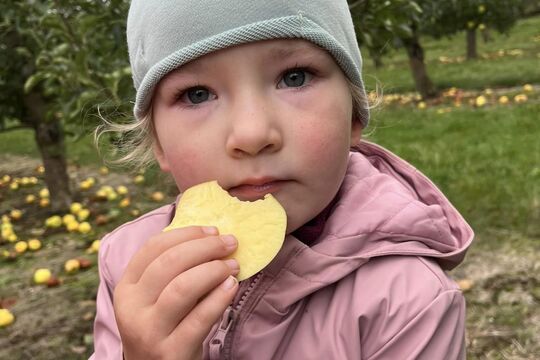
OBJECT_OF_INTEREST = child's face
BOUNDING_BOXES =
[152,39,362,234]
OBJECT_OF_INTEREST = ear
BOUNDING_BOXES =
[153,141,171,172]
[350,120,363,147]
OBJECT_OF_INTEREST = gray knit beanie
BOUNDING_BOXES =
[127,0,369,126]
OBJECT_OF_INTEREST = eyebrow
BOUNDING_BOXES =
[165,41,326,83]
[265,43,325,62]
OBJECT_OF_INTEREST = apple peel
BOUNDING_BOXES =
[164,180,286,281]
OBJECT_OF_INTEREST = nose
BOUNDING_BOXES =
[225,93,283,158]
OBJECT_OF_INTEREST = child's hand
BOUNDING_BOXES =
[113,226,239,360]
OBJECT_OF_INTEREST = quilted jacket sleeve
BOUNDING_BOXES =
[89,237,123,360]
[366,289,466,360]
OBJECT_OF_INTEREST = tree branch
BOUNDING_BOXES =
[349,0,366,11]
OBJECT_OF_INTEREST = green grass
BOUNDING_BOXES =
[0,128,102,167]
[362,16,540,93]
[366,103,540,239]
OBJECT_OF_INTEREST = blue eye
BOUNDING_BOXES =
[283,70,306,87]
[278,68,314,89]
[186,87,210,104]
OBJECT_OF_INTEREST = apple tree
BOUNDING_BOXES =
[422,0,526,60]
[348,0,439,99]
[0,0,132,211]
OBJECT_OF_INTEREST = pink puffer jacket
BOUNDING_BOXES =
[91,141,473,359]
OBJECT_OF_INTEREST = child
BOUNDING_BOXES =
[91,0,473,359]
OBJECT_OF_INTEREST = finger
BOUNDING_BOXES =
[137,234,238,304]
[153,259,239,335]
[121,226,219,284]
[165,274,239,350]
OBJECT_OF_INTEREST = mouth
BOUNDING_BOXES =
[227,178,287,202]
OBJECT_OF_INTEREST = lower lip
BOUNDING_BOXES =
[228,181,286,201]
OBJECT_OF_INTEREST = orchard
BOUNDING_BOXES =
[1,1,539,358]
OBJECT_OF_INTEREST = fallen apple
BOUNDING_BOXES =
[0,309,15,327]
[65,259,81,273]
[33,268,52,284]
[164,180,286,281]
[14,241,28,253]
[28,239,42,251]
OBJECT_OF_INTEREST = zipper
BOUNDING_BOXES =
[208,272,264,359]
[208,306,235,359]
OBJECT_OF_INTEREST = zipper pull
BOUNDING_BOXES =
[208,306,235,359]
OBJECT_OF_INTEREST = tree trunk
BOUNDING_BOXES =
[403,33,437,99]
[481,28,492,43]
[373,56,384,69]
[23,92,72,212]
[466,29,478,60]
[369,49,384,68]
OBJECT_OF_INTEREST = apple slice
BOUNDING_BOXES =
[164,180,286,281]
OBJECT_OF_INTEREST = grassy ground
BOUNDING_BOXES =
[362,16,540,93]
[1,16,539,359]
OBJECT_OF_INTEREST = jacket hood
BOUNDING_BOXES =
[259,141,474,308]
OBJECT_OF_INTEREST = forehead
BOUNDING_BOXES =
[171,39,332,75]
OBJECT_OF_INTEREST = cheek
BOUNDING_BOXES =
[165,147,208,191]
[295,106,351,165]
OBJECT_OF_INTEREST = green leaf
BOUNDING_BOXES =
[23,72,47,93]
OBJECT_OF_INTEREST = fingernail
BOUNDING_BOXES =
[203,226,218,235]
[221,235,237,248]
[221,275,237,290]
[224,259,239,272]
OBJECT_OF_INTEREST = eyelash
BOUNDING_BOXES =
[173,64,318,108]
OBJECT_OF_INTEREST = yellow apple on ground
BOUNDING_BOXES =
[164,180,287,281]
[0,309,15,327]
[77,209,90,221]
[10,209,22,221]
[79,180,92,190]
[119,198,131,208]
[78,222,92,234]
[33,268,52,284]
[28,239,42,251]
[66,221,80,232]
[14,241,28,253]
[70,202,83,214]
[39,188,49,198]
[45,215,62,228]
[133,175,145,184]
[475,95,487,107]
[25,194,36,204]
[86,240,101,254]
[40,198,50,208]
[64,259,81,273]
[107,191,118,201]
[514,94,528,103]
[62,214,77,225]
[151,191,165,202]
[457,279,474,292]
[116,185,129,195]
